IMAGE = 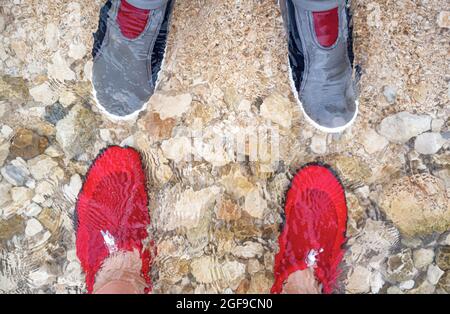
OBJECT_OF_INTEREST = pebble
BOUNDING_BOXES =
[161,137,193,163]
[1,159,33,187]
[387,286,404,294]
[25,218,43,237]
[414,132,446,154]
[0,180,12,207]
[386,249,418,282]
[45,23,59,51]
[47,52,76,81]
[28,267,54,287]
[244,187,267,219]
[378,111,431,143]
[10,186,33,205]
[436,246,450,270]
[1,125,13,139]
[399,280,415,290]
[63,174,82,203]
[413,248,435,269]
[427,264,444,285]
[0,141,9,167]
[24,202,43,217]
[431,119,445,132]
[56,104,98,159]
[437,11,450,28]
[361,128,389,154]
[10,128,49,160]
[68,42,87,60]
[370,271,384,293]
[29,82,57,106]
[44,102,67,125]
[383,85,397,104]
[310,133,327,154]
[28,155,58,180]
[231,242,264,259]
[346,266,371,293]
[149,93,192,120]
[260,92,292,128]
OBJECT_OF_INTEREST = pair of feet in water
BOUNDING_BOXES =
[92,0,358,133]
[75,146,348,294]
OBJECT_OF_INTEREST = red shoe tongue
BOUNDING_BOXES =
[312,7,339,47]
[117,0,151,39]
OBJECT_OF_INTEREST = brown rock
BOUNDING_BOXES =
[380,174,450,236]
[10,128,48,160]
[437,271,450,293]
[0,215,25,241]
[235,278,250,294]
[37,207,61,234]
[247,272,272,294]
[139,112,176,141]
[216,197,242,222]
[436,246,450,271]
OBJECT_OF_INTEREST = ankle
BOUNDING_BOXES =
[93,250,147,294]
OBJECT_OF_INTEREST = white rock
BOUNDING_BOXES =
[310,133,327,154]
[427,264,444,285]
[99,129,113,143]
[0,141,10,167]
[346,266,371,293]
[399,280,415,290]
[260,93,292,128]
[378,112,431,143]
[222,260,246,290]
[28,155,58,180]
[413,248,435,269]
[68,42,86,60]
[191,256,216,284]
[161,137,193,163]
[440,233,450,246]
[165,186,220,231]
[237,99,251,112]
[63,174,82,203]
[370,271,384,294]
[45,23,59,51]
[414,132,446,155]
[437,11,450,28]
[244,187,267,219]
[11,186,33,205]
[28,268,54,287]
[58,90,77,107]
[1,125,13,139]
[362,128,389,154]
[24,202,42,217]
[25,218,43,237]
[47,52,76,81]
[66,249,77,262]
[232,242,264,259]
[387,286,404,294]
[44,145,64,158]
[0,14,5,32]
[383,85,397,104]
[0,180,12,207]
[431,119,445,132]
[1,158,34,187]
[56,104,97,159]
[29,82,57,106]
[149,93,192,120]
[83,60,93,81]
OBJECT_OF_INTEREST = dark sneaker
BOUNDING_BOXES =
[75,146,152,293]
[91,0,174,120]
[280,0,358,133]
[271,164,348,294]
